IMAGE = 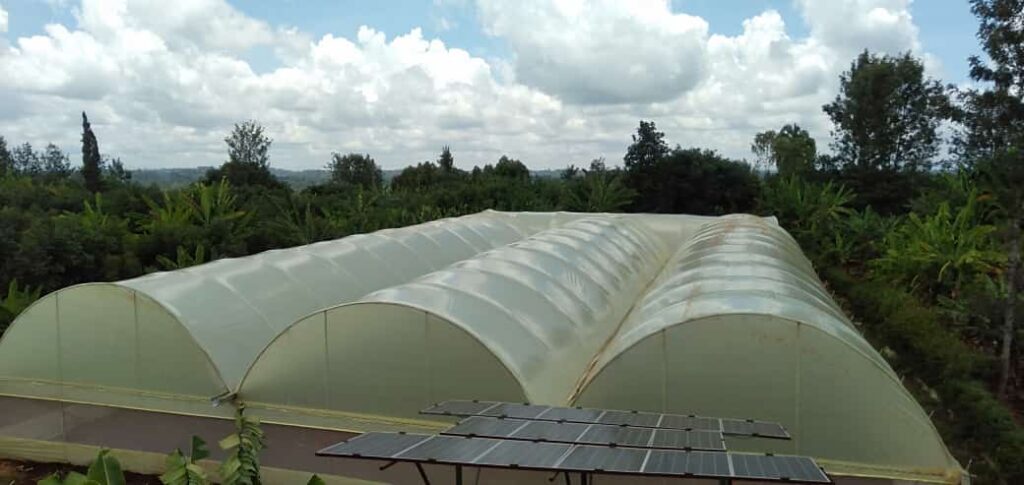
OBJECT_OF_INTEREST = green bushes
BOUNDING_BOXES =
[823,266,1022,483]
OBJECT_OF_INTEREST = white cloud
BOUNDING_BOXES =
[0,4,8,33]
[796,0,920,56]
[476,0,709,104]
[0,0,931,169]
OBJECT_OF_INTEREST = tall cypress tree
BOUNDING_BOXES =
[81,112,103,192]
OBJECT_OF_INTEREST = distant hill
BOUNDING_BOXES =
[130,167,336,188]
[130,166,563,188]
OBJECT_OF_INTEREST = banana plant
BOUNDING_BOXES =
[39,449,126,485]
[219,404,265,485]
[160,436,211,485]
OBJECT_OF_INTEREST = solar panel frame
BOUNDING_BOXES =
[318,432,832,484]
[422,400,791,439]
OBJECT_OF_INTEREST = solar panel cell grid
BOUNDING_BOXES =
[422,400,791,439]
[480,403,549,419]
[446,416,526,438]
[650,429,725,451]
[731,454,830,482]
[642,449,731,477]
[319,432,430,458]
[576,425,653,447]
[396,436,496,462]
[510,420,590,442]
[473,440,572,468]
[558,446,648,473]
[538,407,605,422]
[597,410,662,427]
[660,414,719,431]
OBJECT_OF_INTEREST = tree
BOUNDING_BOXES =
[205,120,283,189]
[629,146,760,215]
[41,144,72,179]
[751,124,816,178]
[824,51,949,173]
[492,155,530,180]
[564,159,635,212]
[438,145,455,173]
[327,153,383,190]
[624,120,669,172]
[391,161,439,191]
[11,143,41,176]
[105,157,132,183]
[959,0,1024,399]
[81,112,104,192]
[0,136,12,177]
[225,120,271,168]
[623,121,672,211]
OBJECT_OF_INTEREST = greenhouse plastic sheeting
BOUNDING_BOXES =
[0,211,965,484]
[0,211,537,413]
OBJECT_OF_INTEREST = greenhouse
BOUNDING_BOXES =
[0,211,965,484]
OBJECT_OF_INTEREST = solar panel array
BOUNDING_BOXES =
[422,400,790,439]
[443,416,726,451]
[318,432,831,483]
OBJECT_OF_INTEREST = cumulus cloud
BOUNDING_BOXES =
[0,4,8,33]
[0,0,931,169]
[796,0,920,55]
[476,0,709,105]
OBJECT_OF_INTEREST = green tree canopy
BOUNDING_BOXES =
[42,144,72,180]
[957,0,1024,400]
[824,51,949,173]
[0,136,12,177]
[205,120,284,189]
[327,153,383,190]
[438,145,455,173]
[624,120,669,172]
[491,155,530,180]
[751,124,816,178]
[81,112,104,192]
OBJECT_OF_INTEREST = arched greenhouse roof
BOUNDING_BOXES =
[0,211,964,483]
[0,211,537,413]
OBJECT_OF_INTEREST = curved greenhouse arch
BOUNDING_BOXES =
[574,215,962,483]
[0,212,538,415]
[0,283,230,415]
[239,217,670,426]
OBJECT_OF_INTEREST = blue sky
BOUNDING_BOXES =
[0,0,987,169]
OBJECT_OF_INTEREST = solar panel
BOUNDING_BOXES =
[643,449,731,477]
[318,432,430,459]
[650,429,725,451]
[511,420,590,442]
[576,424,653,448]
[595,410,661,428]
[479,402,549,419]
[318,432,832,484]
[422,400,790,439]
[396,435,497,463]
[731,454,831,483]
[444,416,527,438]
[442,416,726,452]
[558,446,648,473]
[474,440,572,468]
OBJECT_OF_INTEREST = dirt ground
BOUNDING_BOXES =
[0,459,160,485]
